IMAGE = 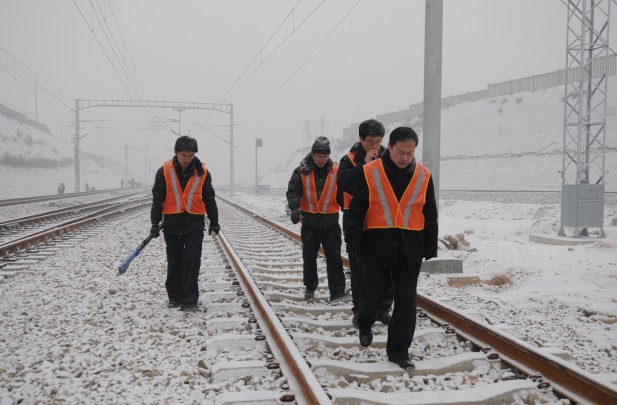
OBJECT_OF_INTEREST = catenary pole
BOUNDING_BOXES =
[74,99,80,193]
[229,103,234,194]
[422,0,443,210]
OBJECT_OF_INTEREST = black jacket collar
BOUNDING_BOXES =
[172,155,204,176]
[381,150,415,176]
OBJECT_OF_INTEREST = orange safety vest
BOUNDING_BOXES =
[161,160,208,215]
[363,159,430,230]
[299,163,340,214]
[342,151,356,210]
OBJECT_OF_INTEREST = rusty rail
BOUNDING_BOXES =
[218,194,617,404]
[1,201,149,258]
[216,231,332,405]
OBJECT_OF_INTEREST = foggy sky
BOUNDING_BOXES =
[1,0,606,186]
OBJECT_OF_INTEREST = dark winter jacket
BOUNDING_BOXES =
[344,150,438,269]
[336,142,387,209]
[286,153,340,229]
[151,156,219,235]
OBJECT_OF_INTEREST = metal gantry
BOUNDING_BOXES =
[560,0,610,238]
[73,100,234,193]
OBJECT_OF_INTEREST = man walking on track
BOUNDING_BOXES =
[345,127,438,370]
[337,118,394,328]
[286,136,347,302]
[150,135,220,312]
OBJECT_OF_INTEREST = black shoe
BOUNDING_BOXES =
[390,358,415,370]
[167,300,180,308]
[359,329,373,347]
[329,291,347,302]
[377,311,391,325]
[304,289,315,300]
[180,303,199,312]
[352,313,359,328]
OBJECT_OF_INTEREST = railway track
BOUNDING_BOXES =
[0,194,150,260]
[0,187,135,207]
[0,192,146,246]
[207,196,617,404]
[1,193,615,404]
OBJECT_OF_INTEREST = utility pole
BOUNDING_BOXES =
[74,99,80,193]
[34,81,39,122]
[422,0,443,210]
[255,138,263,191]
[559,0,609,238]
[174,107,185,136]
[229,103,235,194]
[124,143,129,185]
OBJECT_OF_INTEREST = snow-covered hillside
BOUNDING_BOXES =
[261,85,617,192]
[0,109,128,197]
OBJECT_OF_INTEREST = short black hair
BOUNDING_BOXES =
[388,127,418,146]
[174,136,198,153]
[358,119,385,140]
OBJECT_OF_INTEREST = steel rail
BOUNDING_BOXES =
[0,188,140,207]
[0,201,149,258]
[216,231,332,405]
[218,195,617,404]
[416,294,617,405]
[0,193,145,229]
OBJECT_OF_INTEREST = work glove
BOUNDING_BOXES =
[290,209,301,224]
[208,224,220,236]
[149,224,161,238]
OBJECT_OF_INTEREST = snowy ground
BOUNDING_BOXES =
[0,191,616,403]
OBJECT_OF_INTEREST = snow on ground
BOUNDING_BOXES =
[0,192,616,403]
[228,191,617,376]
[0,213,270,404]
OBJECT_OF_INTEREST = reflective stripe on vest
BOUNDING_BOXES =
[343,151,356,210]
[363,159,430,230]
[299,163,340,214]
[161,160,208,215]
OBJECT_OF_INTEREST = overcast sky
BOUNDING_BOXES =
[2,0,613,186]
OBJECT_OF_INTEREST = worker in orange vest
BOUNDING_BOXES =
[337,119,394,328]
[150,136,220,312]
[286,136,346,302]
[345,127,438,370]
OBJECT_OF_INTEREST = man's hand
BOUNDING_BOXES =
[208,224,220,235]
[290,209,301,224]
[149,224,161,238]
[364,149,379,164]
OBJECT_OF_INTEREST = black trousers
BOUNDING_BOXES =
[348,251,394,315]
[301,223,346,297]
[359,250,422,361]
[163,230,204,305]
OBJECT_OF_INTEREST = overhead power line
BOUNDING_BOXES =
[72,0,137,99]
[72,0,156,135]
[242,0,361,124]
[191,0,328,132]
[92,0,153,125]
[105,0,149,101]
[221,0,328,104]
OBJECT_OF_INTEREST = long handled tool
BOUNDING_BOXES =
[118,222,163,275]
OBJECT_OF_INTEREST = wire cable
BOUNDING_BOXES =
[241,0,361,124]
[191,0,328,132]
[72,0,137,100]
